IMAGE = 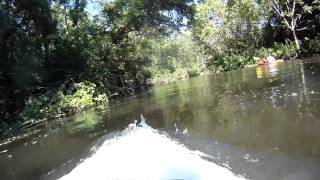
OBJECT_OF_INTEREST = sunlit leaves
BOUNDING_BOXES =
[192,0,263,64]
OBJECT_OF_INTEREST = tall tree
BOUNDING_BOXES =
[0,0,56,119]
[267,0,320,50]
[192,0,263,67]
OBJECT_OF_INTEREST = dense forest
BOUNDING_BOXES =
[1,0,320,133]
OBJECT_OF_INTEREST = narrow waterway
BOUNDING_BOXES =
[1,59,320,180]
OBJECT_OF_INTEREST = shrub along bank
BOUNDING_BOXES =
[207,42,297,72]
[0,82,107,134]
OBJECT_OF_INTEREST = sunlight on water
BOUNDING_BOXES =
[60,115,244,180]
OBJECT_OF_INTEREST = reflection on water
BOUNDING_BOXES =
[1,59,320,180]
[256,63,280,78]
[65,108,107,134]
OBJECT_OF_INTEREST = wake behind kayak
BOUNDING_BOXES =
[59,115,244,180]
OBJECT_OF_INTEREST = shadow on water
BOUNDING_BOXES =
[1,59,320,179]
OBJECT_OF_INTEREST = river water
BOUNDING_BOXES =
[1,59,320,180]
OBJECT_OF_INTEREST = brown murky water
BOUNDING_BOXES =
[1,59,320,180]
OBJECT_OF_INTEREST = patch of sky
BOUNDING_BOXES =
[85,0,104,17]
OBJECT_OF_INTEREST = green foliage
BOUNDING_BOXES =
[103,0,194,36]
[0,0,194,127]
[193,0,263,55]
[255,42,297,60]
[192,0,265,72]
[263,0,320,50]
[149,68,189,85]
[209,42,297,72]
[211,53,253,72]
[147,32,206,85]
[192,0,309,72]
[301,37,320,54]
[22,81,108,121]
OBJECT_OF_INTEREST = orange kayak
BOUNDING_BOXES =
[259,59,284,65]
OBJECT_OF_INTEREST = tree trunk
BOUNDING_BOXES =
[292,29,300,50]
